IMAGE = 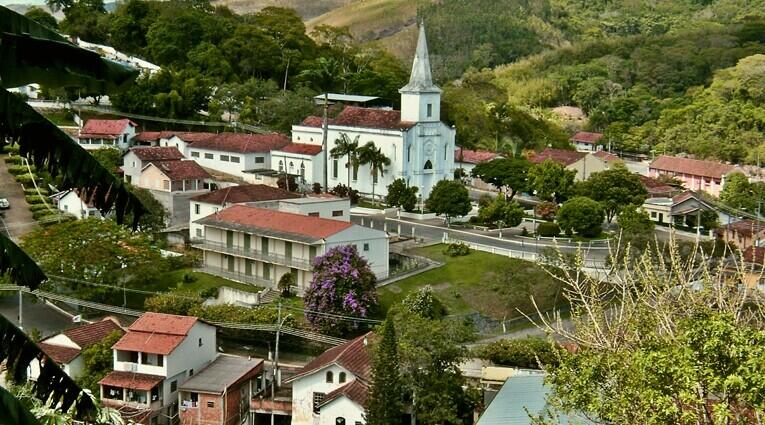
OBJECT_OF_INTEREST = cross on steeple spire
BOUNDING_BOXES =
[400,22,441,93]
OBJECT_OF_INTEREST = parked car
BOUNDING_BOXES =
[0,198,10,209]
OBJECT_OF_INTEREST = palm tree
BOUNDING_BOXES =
[330,133,359,192]
[0,6,146,421]
[357,142,391,203]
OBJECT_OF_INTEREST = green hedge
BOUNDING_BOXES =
[29,204,51,212]
[3,156,22,165]
[25,195,48,205]
[14,174,40,185]
[32,209,59,220]
[2,145,20,155]
[537,222,561,237]
[38,213,75,226]
[24,187,50,196]
[7,164,36,175]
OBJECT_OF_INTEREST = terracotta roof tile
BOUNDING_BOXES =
[301,107,415,130]
[173,132,219,143]
[593,150,619,162]
[134,131,174,142]
[639,175,675,195]
[454,148,498,164]
[743,246,765,265]
[112,331,186,355]
[38,343,81,364]
[277,143,323,156]
[570,131,603,144]
[529,148,586,166]
[190,132,290,153]
[650,155,736,179]
[725,219,765,237]
[190,185,299,204]
[128,312,198,335]
[197,205,354,242]
[151,160,210,180]
[99,371,164,391]
[289,332,372,383]
[319,380,369,409]
[80,119,136,138]
[130,147,184,161]
[62,319,124,349]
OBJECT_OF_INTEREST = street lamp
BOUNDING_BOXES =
[271,304,292,425]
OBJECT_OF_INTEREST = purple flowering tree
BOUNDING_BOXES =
[304,245,379,336]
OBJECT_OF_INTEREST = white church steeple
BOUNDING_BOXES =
[400,23,441,123]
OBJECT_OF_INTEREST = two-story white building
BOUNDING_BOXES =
[77,119,137,151]
[286,332,372,425]
[99,312,217,425]
[192,205,388,292]
[287,24,455,200]
[122,146,185,184]
[270,143,325,186]
[187,133,290,179]
[50,189,102,220]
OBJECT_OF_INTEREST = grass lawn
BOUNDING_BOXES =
[378,245,565,320]
[141,268,265,294]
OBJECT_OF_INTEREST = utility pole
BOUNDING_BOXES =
[322,93,329,193]
[18,289,22,330]
[271,303,290,425]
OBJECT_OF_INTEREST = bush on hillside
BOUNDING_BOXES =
[444,242,471,257]
[7,164,36,175]
[15,174,41,185]
[29,204,51,212]
[25,195,48,205]
[401,285,446,319]
[474,337,559,369]
[2,145,20,155]
[537,222,561,237]
[144,292,202,316]
[24,187,50,196]
[4,156,22,165]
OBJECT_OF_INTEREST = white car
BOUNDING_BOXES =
[0,198,10,209]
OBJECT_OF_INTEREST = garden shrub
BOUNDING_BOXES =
[2,145,20,155]
[24,187,50,196]
[29,204,50,212]
[401,285,446,319]
[537,222,561,237]
[15,174,41,185]
[444,242,470,257]
[25,195,48,205]
[278,272,295,296]
[4,156,22,165]
[474,336,559,369]
[7,164,35,175]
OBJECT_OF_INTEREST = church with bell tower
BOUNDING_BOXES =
[281,23,456,200]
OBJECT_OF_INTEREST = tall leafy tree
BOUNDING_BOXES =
[425,180,472,226]
[528,160,576,203]
[557,196,605,237]
[386,178,418,212]
[330,133,359,191]
[575,164,648,223]
[470,157,530,200]
[357,142,391,202]
[23,7,57,29]
[365,320,403,425]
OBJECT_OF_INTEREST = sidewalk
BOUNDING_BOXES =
[0,155,38,241]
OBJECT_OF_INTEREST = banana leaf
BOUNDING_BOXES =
[0,6,138,93]
[0,385,43,425]
[0,314,96,421]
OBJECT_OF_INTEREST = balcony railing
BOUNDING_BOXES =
[195,265,275,287]
[192,240,312,270]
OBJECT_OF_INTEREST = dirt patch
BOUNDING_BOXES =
[385,285,402,294]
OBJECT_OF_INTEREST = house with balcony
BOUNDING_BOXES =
[178,355,264,425]
[77,119,137,151]
[30,318,123,381]
[99,312,217,425]
[286,332,373,425]
[192,204,388,292]
[122,146,185,184]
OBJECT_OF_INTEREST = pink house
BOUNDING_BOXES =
[648,155,743,197]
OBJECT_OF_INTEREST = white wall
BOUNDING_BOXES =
[271,151,326,187]
[326,225,389,279]
[190,201,222,239]
[122,150,144,184]
[57,192,100,220]
[251,198,351,222]
[189,147,269,177]
[319,397,366,425]
[291,365,357,425]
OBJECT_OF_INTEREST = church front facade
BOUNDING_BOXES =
[283,24,456,202]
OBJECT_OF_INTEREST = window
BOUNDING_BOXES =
[326,371,333,383]
[162,180,170,190]
[255,157,265,164]
[332,210,343,217]
[444,144,448,160]
[198,337,203,347]
[194,204,200,214]
[220,155,230,162]
[427,103,432,117]
[308,212,320,217]
[132,161,136,168]
[191,151,199,158]
[157,355,163,367]
[336,418,346,425]
[332,159,338,179]
[339,372,346,383]
[309,246,317,260]
[352,164,358,181]
[171,380,177,392]
[196,228,203,237]
[189,369,193,376]
[278,160,284,172]
[424,160,433,170]
[207,401,215,408]
[230,156,240,163]
[300,163,306,180]
[204,153,214,159]
[313,392,326,414]
[363,243,369,252]
[407,145,411,162]
[651,212,657,218]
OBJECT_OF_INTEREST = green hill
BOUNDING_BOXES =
[213,0,353,18]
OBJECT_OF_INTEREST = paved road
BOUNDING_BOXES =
[0,292,73,337]
[0,156,38,241]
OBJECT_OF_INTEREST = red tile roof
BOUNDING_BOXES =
[197,205,354,242]
[650,155,736,179]
[725,219,765,237]
[454,148,498,164]
[277,143,323,156]
[743,246,765,265]
[174,132,219,143]
[113,313,201,355]
[301,107,415,130]
[529,148,586,166]
[130,147,184,161]
[288,332,372,383]
[80,119,136,138]
[672,190,698,205]
[38,343,81,364]
[151,160,210,181]
[128,312,199,335]
[134,131,174,142]
[570,131,603,144]
[62,318,124,349]
[190,132,290,153]
[319,380,369,409]
[593,150,619,162]
[134,131,219,143]
[190,184,299,204]
[99,371,164,391]
[639,175,675,196]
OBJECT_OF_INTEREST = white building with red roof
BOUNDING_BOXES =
[285,332,373,425]
[186,132,290,179]
[100,312,217,425]
[122,146,186,184]
[192,204,388,292]
[288,23,456,200]
[570,131,603,152]
[77,118,137,151]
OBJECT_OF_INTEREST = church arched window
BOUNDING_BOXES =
[278,160,283,172]
[407,145,411,163]
[424,160,433,170]
[300,163,305,180]
[444,144,447,160]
